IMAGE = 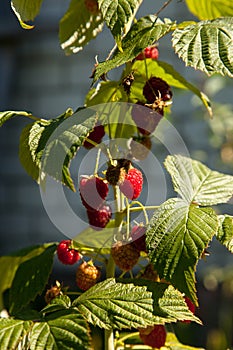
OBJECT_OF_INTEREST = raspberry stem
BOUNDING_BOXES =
[130,201,149,225]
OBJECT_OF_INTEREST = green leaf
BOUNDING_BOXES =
[11,0,44,27]
[0,110,35,127]
[164,155,233,205]
[73,278,155,329]
[172,17,233,77]
[73,278,200,330]
[119,279,201,324]
[165,332,205,349]
[146,198,218,304]
[216,215,233,253]
[131,60,212,116]
[0,243,56,311]
[59,0,104,55]
[30,309,90,350]
[0,318,32,350]
[185,0,233,20]
[9,244,57,315]
[85,81,127,106]
[97,0,142,41]
[19,108,97,191]
[41,295,72,315]
[93,16,175,82]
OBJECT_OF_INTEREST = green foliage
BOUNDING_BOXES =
[146,198,218,305]
[0,110,34,127]
[164,155,233,205]
[97,0,142,47]
[19,108,97,191]
[165,332,205,349]
[172,17,233,77]
[0,243,56,310]
[185,0,233,20]
[216,215,233,253]
[146,155,233,304]
[0,318,33,350]
[11,0,44,27]
[9,244,57,315]
[0,296,91,350]
[73,278,199,329]
[93,16,175,82]
[59,0,104,55]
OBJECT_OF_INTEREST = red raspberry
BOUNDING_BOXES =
[130,136,152,160]
[84,0,99,14]
[139,325,166,348]
[83,123,105,149]
[143,77,172,104]
[76,261,101,291]
[111,241,140,271]
[87,204,112,230]
[136,46,159,60]
[79,176,109,210]
[182,296,196,323]
[131,102,162,135]
[57,240,81,265]
[131,225,147,252]
[119,167,143,200]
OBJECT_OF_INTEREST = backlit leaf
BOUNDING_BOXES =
[59,0,104,54]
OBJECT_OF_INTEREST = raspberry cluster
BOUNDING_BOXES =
[79,161,143,229]
[135,46,159,61]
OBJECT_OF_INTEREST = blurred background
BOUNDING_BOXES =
[0,0,233,348]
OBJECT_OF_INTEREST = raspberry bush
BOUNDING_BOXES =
[1,1,233,350]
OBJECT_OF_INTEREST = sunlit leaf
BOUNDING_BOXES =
[146,198,218,304]
[172,17,233,77]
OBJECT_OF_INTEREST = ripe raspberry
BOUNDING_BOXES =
[105,159,131,186]
[87,204,112,230]
[143,77,172,104]
[131,225,147,252]
[119,167,143,200]
[76,261,101,291]
[57,240,81,265]
[139,325,166,348]
[83,123,105,149]
[45,281,62,304]
[79,176,109,210]
[111,241,140,271]
[136,46,159,60]
[84,0,99,14]
[182,296,196,324]
[130,136,152,160]
[140,264,159,282]
[131,102,162,135]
